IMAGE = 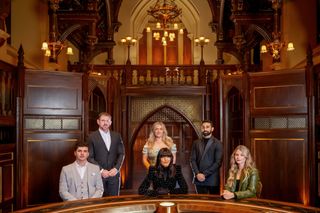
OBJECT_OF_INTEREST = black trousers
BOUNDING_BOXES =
[195,185,220,194]
[102,175,120,196]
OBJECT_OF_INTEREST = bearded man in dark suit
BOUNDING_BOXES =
[190,120,223,194]
[88,112,125,196]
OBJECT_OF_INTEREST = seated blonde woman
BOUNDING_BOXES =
[142,121,177,169]
[222,145,260,200]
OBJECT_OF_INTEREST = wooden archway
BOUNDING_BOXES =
[127,104,199,192]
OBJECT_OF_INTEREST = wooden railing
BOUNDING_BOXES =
[68,64,238,86]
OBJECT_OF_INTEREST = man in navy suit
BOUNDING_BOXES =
[190,120,223,194]
[88,112,125,196]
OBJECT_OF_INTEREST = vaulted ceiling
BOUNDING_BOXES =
[53,0,276,65]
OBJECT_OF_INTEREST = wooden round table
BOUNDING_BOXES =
[15,194,320,213]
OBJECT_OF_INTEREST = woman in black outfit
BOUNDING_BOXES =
[138,147,188,196]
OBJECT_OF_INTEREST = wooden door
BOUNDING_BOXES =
[226,87,244,167]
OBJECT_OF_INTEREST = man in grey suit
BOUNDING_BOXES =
[59,142,104,201]
[190,120,223,194]
[88,112,125,196]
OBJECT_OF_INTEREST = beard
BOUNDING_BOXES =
[202,131,212,138]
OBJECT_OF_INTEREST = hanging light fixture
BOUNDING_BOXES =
[260,0,294,63]
[41,0,73,62]
[147,0,183,46]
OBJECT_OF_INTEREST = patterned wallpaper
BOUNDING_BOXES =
[130,96,203,136]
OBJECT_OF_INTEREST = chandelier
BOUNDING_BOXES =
[260,0,294,63]
[147,0,183,46]
[41,0,73,62]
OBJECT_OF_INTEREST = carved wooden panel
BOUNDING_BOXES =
[249,70,307,115]
[248,69,310,205]
[0,144,14,212]
[26,134,79,204]
[251,133,307,204]
[21,70,83,207]
[24,70,82,115]
[253,84,306,109]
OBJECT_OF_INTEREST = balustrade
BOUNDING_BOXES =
[68,64,237,86]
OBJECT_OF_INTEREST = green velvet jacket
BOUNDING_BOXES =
[224,168,260,199]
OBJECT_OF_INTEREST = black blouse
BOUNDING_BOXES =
[138,165,188,196]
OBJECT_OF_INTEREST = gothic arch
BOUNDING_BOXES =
[130,104,199,151]
[128,104,199,190]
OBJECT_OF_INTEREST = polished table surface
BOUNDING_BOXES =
[15,194,320,213]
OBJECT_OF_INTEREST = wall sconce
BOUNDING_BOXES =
[121,36,137,65]
[260,40,294,63]
[195,36,210,65]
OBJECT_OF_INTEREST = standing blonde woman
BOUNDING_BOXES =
[222,145,260,200]
[142,121,177,169]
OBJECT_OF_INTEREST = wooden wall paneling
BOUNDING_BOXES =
[21,70,83,207]
[305,53,316,206]
[166,32,178,65]
[152,38,164,65]
[0,144,15,212]
[183,31,192,64]
[24,70,82,115]
[251,130,308,204]
[249,69,310,204]
[0,58,17,211]
[25,134,80,204]
[139,30,147,65]
[314,63,320,206]
[249,69,307,116]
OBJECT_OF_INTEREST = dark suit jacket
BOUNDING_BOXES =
[190,136,223,186]
[88,130,125,172]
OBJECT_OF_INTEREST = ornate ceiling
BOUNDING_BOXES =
[53,0,276,66]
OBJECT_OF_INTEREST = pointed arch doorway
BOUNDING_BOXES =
[225,87,244,172]
[131,105,198,193]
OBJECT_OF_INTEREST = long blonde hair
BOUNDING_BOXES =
[146,121,174,149]
[226,145,256,187]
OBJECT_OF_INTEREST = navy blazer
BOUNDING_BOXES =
[88,130,125,172]
[190,136,223,186]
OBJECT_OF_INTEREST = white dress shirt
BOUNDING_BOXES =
[75,161,88,179]
[99,128,111,151]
